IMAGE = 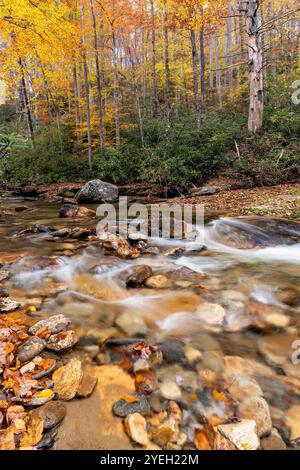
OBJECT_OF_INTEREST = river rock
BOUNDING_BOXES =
[17,337,46,362]
[28,389,55,406]
[53,358,83,401]
[183,344,202,364]
[261,428,286,450]
[102,234,140,259]
[46,330,78,351]
[151,419,178,448]
[125,413,149,446]
[76,368,98,398]
[159,381,182,401]
[115,310,148,336]
[126,265,153,287]
[225,372,263,402]
[238,396,272,437]
[159,339,185,364]
[145,275,171,289]
[29,314,71,335]
[195,302,226,326]
[76,179,118,203]
[112,392,151,417]
[217,419,260,450]
[285,404,300,440]
[0,297,20,313]
[128,233,148,243]
[258,334,296,366]
[59,204,95,218]
[31,401,66,430]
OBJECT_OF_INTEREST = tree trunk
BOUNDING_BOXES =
[150,0,158,117]
[19,58,35,147]
[209,34,214,90]
[242,0,264,134]
[112,30,120,147]
[80,0,92,169]
[90,0,105,149]
[199,25,205,117]
[163,0,171,120]
[190,29,200,128]
[214,33,222,105]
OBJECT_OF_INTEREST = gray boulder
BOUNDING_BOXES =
[76,180,118,203]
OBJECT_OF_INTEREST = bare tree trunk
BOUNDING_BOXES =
[150,0,158,117]
[215,32,222,105]
[90,0,105,149]
[128,47,144,146]
[209,34,214,90]
[80,0,92,169]
[240,0,264,134]
[112,30,120,147]
[19,58,35,147]
[190,29,200,128]
[163,0,171,120]
[227,4,234,88]
[73,65,80,143]
[199,25,206,117]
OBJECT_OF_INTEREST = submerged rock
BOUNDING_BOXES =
[217,419,260,450]
[196,302,226,326]
[145,275,171,289]
[115,310,148,337]
[112,392,151,417]
[53,358,83,401]
[76,368,98,398]
[59,204,95,218]
[261,428,286,450]
[159,381,182,401]
[29,314,71,336]
[125,413,149,446]
[32,401,66,430]
[76,179,118,203]
[126,265,153,287]
[17,337,46,363]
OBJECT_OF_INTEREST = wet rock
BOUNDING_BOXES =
[53,228,72,238]
[31,401,66,430]
[217,419,260,450]
[115,310,148,336]
[126,265,153,287]
[128,233,148,244]
[17,185,38,197]
[0,287,9,297]
[53,358,84,401]
[151,419,178,448]
[0,297,20,312]
[159,381,182,401]
[0,252,25,266]
[17,337,46,362]
[183,344,202,364]
[47,330,78,351]
[76,368,98,398]
[81,344,100,359]
[125,413,149,446]
[112,392,151,417]
[145,275,171,289]
[29,314,71,336]
[163,247,185,257]
[286,404,300,440]
[258,333,296,366]
[175,370,198,391]
[28,389,55,406]
[238,396,272,437]
[143,246,160,256]
[0,271,9,282]
[263,313,290,329]
[71,228,92,239]
[159,340,185,364]
[133,358,150,373]
[225,372,263,402]
[59,204,95,218]
[76,179,118,203]
[221,290,247,305]
[196,302,226,326]
[261,428,286,450]
[277,288,300,307]
[102,234,140,259]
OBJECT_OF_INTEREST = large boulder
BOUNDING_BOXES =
[76,180,118,203]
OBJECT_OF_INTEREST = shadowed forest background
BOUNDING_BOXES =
[0,0,299,193]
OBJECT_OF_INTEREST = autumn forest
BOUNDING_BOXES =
[0,0,299,191]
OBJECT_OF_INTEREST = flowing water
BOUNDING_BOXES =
[1,198,300,443]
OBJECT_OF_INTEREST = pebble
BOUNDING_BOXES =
[115,310,148,336]
[31,401,66,430]
[125,413,149,446]
[238,396,272,437]
[47,330,78,351]
[159,381,182,401]
[225,372,263,402]
[29,314,71,335]
[195,302,226,326]
[183,344,202,364]
[17,337,46,363]
[145,275,171,289]
[217,419,260,450]
[128,233,148,243]
[151,419,178,448]
[53,358,83,401]
[126,265,153,287]
[112,392,151,417]
[159,340,186,364]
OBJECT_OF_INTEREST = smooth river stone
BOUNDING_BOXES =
[32,401,66,430]
[17,337,46,362]
[29,314,70,335]
[112,392,151,417]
